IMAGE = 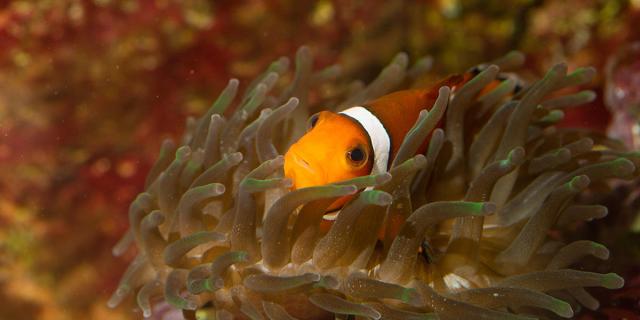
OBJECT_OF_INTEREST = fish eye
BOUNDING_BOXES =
[347,146,367,166]
[307,113,320,131]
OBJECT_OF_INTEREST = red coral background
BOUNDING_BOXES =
[0,1,639,319]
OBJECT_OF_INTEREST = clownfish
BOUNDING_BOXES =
[284,67,521,220]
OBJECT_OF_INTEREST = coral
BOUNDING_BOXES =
[109,47,636,319]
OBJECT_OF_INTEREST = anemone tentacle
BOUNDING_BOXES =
[110,47,634,319]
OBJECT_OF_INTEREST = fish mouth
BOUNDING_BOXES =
[292,153,315,173]
[284,151,324,189]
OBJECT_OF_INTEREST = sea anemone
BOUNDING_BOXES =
[109,47,636,319]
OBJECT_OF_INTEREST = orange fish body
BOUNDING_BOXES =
[285,74,465,189]
[362,75,467,158]
[284,70,517,233]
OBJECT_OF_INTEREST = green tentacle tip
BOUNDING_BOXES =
[296,45,311,61]
[479,64,499,76]
[146,211,165,225]
[343,173,389,188]
[497,77,516,89]
[414,56,433,67]
[392,52,409,68]
[590,242,610,259]
[481,202,497,214]
[211,79,239,114]
[553,300,574,318]
[412,110,429,128]
[499,159,511,168]
[602,273,624,289]
[134,192,148,203]
[506,147,525,166]
[505,50,525,61]
[304,273,322,283]
[383,62,403,76]
[226,78,240,89]
[267,154,284,165]
[589,241,606,250]
[168,295,197,310]
[107,287,128,308]
[245,81,264,97]
[411,154,427,169]
[259,108,273,119]
[116,284,131,296]
[462,201,483,212]
[262,72,279,87]
[337,184,358,195]
[468,65,498,84]
[569,175,590,190]
[438,85,451,97]
[185,160,202,172]
[555,148,571,158]
[176,146,192,160]
[316,65,342,79]
[612,158,636,176]
[203,278,224,292]
[595,205,608,218]
[463,201,495,215]
[360,190,393,206]
[568,67,596,82]
[565,174,591,191]
[541,110,564,123]
[159,139,175,156]
[400,287,422,307]
[579,90,597,102]
[243,83,267,112]
[500,147,525,168]
[212,183,226,194]
[550,63,568,76]
[374,172,392,185]
[225,152,244,164]
[537,63,566,85]
[242,178,276,190]
[314,276,339,289]
[626,151,640,157]
[269,57,289,73]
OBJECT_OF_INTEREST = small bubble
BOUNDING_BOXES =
[91,158,111,176]
[117,160,137,178]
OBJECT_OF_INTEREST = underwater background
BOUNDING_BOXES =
[1,1,640,319]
